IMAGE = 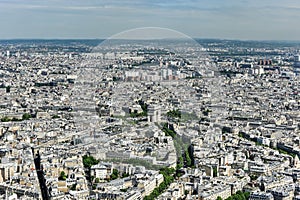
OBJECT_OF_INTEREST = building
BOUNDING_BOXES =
[198,184,231,200]
[267,184,295,200]
[294,55,300,75]
[91,164,109,180]
[249,192,274,200]
[148,105,161,123]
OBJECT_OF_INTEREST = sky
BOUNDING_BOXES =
[0,0,300,40]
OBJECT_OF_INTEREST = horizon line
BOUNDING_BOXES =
[0,38,300,43]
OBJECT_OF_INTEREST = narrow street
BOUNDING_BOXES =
[33,148,50,200]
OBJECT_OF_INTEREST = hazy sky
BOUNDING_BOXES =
[0,0,300,40]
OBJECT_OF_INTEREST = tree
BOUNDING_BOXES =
[95,178,100,183]
[167,109,181,118]
[143,167,176,200]
[1,116,10,122]
[121,172,130,178]
[162,123,176,138]
[52,114,60,119]
[138,100,148,114]
[11,117,20,122]
[225,191,249,200]
[176,156,183,170]
[213,167,218,177]
[185,190,190,195]
[235,191,246,200]
[82,155,99,168]
[59,171,67,180]
[22,113,31,120]
[244,192,250,200]
[111,169,119,180]
[152,188,159,197]
[70,183,77,191]
[185,149,192,167]
[90,176,95,182]
[217,196,223,200]
[250,174,258,181]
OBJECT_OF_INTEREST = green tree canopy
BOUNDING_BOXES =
[59,171,67,180]
[111,169,119,180]
[82,155,99,168]
[22,113,32,120]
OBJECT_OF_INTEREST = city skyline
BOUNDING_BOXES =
[1,15,300,199]
[1,0,300,40]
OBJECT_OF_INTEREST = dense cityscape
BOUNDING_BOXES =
[0,37,299,200]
